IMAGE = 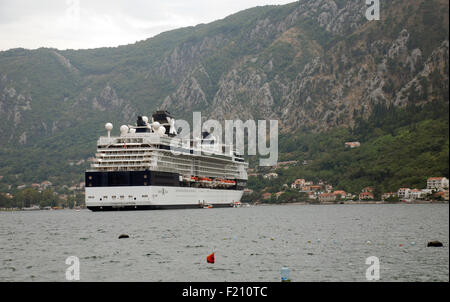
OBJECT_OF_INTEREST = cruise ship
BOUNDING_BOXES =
[85,111,248,211]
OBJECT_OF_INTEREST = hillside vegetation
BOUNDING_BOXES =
[246,100,448,199]
[0,0,448,197]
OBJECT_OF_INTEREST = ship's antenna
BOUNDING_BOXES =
[105,123,113,138]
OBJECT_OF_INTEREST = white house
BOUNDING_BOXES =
[263,173,278,179]
[291,178,306,189]
[397,188,410,199]
[408,189,425,200]
[345,142,361,148]
[308,192,318,200]
[427,177,449,191]
[381,192,397,201]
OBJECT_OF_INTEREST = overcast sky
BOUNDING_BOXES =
[0,0,295,51]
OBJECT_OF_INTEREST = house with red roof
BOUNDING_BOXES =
[262,193,272,200]
[427,177,449,191]
[291,178,306,189]
[345,142,361,148]
[359,192,374,200]
[333,190,346,199]
[362,187,374,193]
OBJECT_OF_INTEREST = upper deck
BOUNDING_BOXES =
[89,115,248,181]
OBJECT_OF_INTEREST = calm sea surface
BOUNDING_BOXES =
[0,204,448,282]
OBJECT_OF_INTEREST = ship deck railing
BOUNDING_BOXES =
[98,134,244,157]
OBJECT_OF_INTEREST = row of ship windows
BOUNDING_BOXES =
[158,156,240,170]
[96,154,237,168]
[159,152,240,166]
[99,145,238,161]
[92,168,239,179]
[157,161,237,173]
[100,143,243,160]
[98,150,152,154]
[88,175,148,180]
[115,139,144,143]
[94,159,239,175]
[88,195,149,199]
[97,149,243,167]
[93,165,238,177]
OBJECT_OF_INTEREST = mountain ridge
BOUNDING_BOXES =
[0,0,448,191]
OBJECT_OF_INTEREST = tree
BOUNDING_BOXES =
[41,189,56,207]
[14,188,40,208]
[0,193,11,208]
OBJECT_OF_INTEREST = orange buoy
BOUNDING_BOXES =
[206,252,215,264]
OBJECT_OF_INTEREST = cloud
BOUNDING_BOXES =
[0,0,294,50]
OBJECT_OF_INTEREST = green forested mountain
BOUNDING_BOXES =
[0,0,448,195]
[248,100,449,198]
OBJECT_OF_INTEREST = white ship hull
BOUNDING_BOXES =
[86,186,244,211]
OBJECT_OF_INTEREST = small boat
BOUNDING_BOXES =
[22,205,40,211]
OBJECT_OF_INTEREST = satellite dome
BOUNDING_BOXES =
[151,121,161,130]
[157,126,166,135]
[142,116,149,124]
[105,123,113,131]
[120,125,129,135]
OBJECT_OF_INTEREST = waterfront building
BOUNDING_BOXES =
[381,192,397,200]
[397,188,410,199]
[359,192,374,200]
[319,193,336,202]
[361,187,374,193]
[427,177,449,191]
[333,190,346,199]
[291,178,306,189]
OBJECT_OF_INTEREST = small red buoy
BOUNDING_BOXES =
[206,252,215,264]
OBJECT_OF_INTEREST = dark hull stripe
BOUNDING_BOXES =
[86,171,247,190]
[87,203,234,212]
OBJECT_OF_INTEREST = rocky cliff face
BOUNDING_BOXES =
[0,73,33,143]
[159,0,448,133]
[0,0,448,146]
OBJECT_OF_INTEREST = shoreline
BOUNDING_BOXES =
[254,200,449,206]
[1,200,448,211]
